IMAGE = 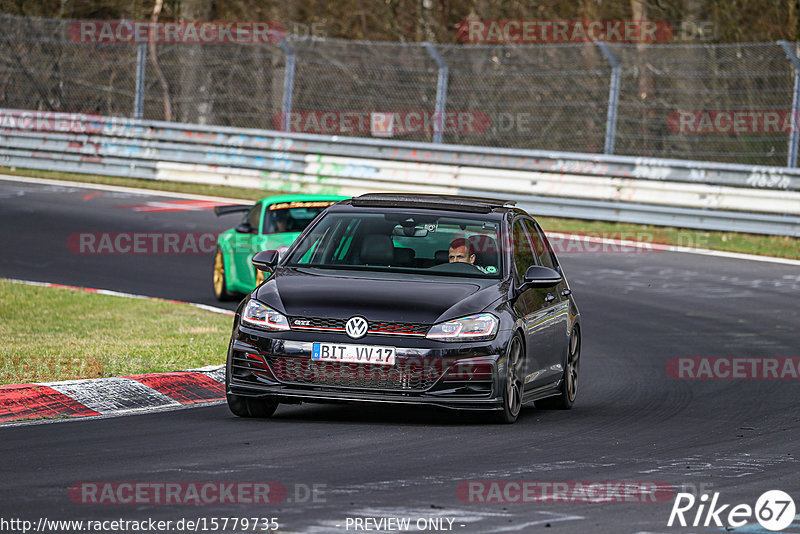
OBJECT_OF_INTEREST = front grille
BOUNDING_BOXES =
[289,317,429,337]
[368,321,428,335]
[289,317,345,330]
[266,356,442,391]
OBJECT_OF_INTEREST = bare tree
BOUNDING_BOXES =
[178,0,214,124]
[150,0,173,121]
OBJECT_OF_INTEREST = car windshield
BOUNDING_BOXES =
[262,201,338,233]
[284,211,502,278]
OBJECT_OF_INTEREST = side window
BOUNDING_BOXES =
[524,219,555,270]
[261,210,275,234]
[512,219,537,285]
[241,203,261,233]
[248,203,262,232]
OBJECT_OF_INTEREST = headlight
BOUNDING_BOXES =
[241,300,290,331]
[426,313,498,342]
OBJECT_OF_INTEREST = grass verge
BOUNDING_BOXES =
[1,167,798,260]
[0,279,231,384]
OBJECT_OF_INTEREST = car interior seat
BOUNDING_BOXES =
[360,234,395,266]
[468,235,499,270]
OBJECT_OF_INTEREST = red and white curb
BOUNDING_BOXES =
[0,366,226,424]
[1,278,233,424]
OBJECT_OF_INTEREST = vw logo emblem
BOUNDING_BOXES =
[345,316,368,339]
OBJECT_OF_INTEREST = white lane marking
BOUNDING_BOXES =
[120,199,234,212]
[548,231,800,266]
[40,377,180,414]
[0,173,247,204]
[489,511,584,532]
[2,278,235,316]
[3,173,798,266]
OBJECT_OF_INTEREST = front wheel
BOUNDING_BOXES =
[227,393,279,418]
[535,326,580,410]
[213,248,235,301]
[493,333,525,424]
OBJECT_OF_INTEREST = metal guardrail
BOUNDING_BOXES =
[0,109,798,236]
[6,15,800,168]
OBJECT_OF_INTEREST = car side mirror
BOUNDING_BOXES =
[235,222,253,234]
[520,265,562,290]
[252,250,280,271]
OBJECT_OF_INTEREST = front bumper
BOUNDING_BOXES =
[227,324,511,411]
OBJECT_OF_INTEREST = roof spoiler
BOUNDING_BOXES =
[351,194,515,214]
[214,204,252,216]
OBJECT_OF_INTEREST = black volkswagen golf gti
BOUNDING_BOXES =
[226,194,581,423]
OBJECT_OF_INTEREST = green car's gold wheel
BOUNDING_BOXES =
[213,248,234,301]
[255,268,265,286]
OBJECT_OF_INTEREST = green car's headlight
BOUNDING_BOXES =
[426,313,498,342]
[241,300,290,331]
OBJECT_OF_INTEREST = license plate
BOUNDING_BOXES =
[311,342,396,365]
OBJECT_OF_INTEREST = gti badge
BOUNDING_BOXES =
[345,316,368,339]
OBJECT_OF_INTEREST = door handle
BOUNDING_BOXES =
[544,293,556,303]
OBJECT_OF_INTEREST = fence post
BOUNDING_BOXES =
[423,42,449,144]
[778,41,800,168]
[596,42,621,155]
[278,39,296,131]
[133,42,147,119]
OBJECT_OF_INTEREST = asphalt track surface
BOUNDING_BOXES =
[1,177,799,534]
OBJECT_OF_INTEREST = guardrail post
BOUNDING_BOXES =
[423,42,449,144]
[778,41,800,168]
[278,39,296,131]
[596,42,621,155]
[133,42,147,119]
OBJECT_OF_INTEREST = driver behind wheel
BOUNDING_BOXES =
[448,237,488,273]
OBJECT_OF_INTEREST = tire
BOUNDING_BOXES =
[213,248,235,301]
[493,333,525,424]
[226,393,279,418]
[535,326,580,410]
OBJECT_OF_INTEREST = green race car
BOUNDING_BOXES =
[213,194,348,300]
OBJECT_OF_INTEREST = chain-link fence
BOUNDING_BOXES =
[2,14,799,167]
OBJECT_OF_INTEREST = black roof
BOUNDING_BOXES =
[349,193,516,214]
